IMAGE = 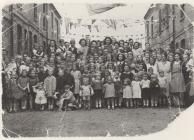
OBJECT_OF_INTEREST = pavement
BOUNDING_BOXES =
[2,108,181,137]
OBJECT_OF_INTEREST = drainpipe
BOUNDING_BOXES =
[172,4,176,51]
[10,4,14,59]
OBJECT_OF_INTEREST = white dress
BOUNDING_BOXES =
[123,85,133,99]
[132,81,141,98]
[71,70,81,94]
[35,89,47,105]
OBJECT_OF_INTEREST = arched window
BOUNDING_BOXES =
[181,39,186,49]
[34,34,37,44]
[29,31,32,55]
[43,16,48,30]
[17,24,22,55]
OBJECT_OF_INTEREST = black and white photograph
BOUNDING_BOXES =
[1,1,194,138]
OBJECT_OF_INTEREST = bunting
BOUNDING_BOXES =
[87,4,126,15]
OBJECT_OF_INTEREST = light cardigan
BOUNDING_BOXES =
[44,75,56,97]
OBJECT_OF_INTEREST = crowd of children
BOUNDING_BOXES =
[2,37,194,112]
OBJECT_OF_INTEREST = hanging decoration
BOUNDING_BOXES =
[87,3,126,15]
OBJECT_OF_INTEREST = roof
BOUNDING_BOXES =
[49,4,62,19]
[144,4,157,19]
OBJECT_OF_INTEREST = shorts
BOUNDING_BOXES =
[82,96,91,101]
[93,89,103,98]
[150,88,159,98]
[142,88,150,99]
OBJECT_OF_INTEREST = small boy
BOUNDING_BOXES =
[57,85,77,111]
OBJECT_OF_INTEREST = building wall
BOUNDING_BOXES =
[144,4,194,50]
[2,3,61,59]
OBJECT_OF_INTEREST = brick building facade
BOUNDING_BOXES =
[144,4,194,50]
[2,3,61,59]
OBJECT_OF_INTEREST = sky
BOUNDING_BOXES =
[54,3,151,44]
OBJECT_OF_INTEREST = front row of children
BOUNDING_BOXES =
[7,69,169,112]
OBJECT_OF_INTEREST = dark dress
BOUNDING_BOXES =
[38,71,47,82]
[29,76,39,97]
[56,76,65,93]
[120,72,134,83]
[17,76,29,99]
[92,80,103,98]
[7,78,24,100]
[150,80,160,98]
[64,72,75,92]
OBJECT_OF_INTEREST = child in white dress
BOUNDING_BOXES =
[80,78,94,110]
[132,74,142,107]
[123,79,133,108]
[33,82,47,111]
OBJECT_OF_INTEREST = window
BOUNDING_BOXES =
[17,24,22,55]
[34,35,37,44]
[181,39,186,49]
[146,21,149,39]
[24,29,28,54]
[180,4,185,19]
[43,4,47,13]
[151,16,154,38]
[43,16,48,30]
[55,18,59,41]
[29,31,33,56]
[34,4,38,21]
[165,4,169,28]
[159,9,161,34]
[51,12,54,28]
[176,42,179,49]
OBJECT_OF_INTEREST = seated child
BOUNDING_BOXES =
[57,85,77,111]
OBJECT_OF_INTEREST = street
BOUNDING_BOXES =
[2,108,181,137]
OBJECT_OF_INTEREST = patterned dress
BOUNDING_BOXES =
[123,85,133,99]
[104,83,115,98]
[131,81,141,98]
[44,76,56,97]
[170,61,185,93]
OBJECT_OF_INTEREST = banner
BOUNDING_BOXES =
[87,4,126,15]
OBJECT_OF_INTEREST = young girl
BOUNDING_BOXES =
[170,53,186,107]
[132,74,142,107]
[44,68,56,110]
[113,71,122,107]
[28,69,39,110]
[71,64,81,103]
[158,71,169,107]
[33,82,47,110]
[17,69,29,110]
[7,72,20,112]
[103,77,115,109]
[80,77,94,110]
[150,74,160,107]
[123,79,133,108]
[140,73,150,107]
[92,73,103,108]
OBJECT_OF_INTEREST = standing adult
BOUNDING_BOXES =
[64,67,75,92]
[69,39,78,57]
[103,37,113,54]
[170,53,186,107]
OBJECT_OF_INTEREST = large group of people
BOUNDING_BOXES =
[2,36,194,112]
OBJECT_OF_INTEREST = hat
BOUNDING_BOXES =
[64,85,71,89]
[21,61,25,64]
[151,74,157,78]
[37,82,43,87]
